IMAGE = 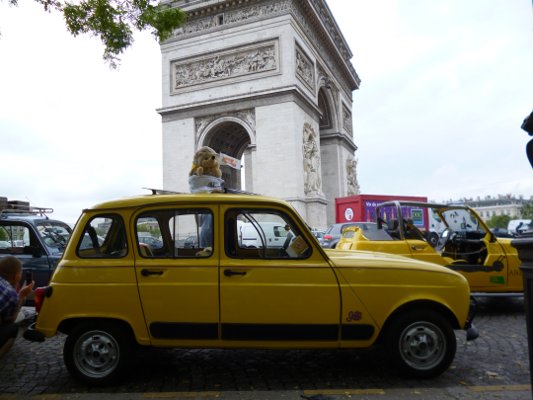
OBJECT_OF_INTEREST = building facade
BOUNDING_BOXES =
[463,195,531,221]
[159,0,360,228]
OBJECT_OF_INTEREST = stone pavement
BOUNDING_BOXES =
[0,297,530,400]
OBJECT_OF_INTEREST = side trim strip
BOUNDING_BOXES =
[149,322,375,341]
[150,322,218,339]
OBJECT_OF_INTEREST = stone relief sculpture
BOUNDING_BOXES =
[303,123,322,196]
[295,46,315,91]
[346,157,360,195]
[343,105,353,134]
[173,42,278,91]
[174,0,291,38]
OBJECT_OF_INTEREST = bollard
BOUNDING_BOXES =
[514,109,533,396]
[512,231,533,397]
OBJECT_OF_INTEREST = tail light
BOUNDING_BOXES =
[323,234,333,241]
[34,286,52,313]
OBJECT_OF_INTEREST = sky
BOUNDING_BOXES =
[0,0,532,224]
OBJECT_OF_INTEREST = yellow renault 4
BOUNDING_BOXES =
[25,193,477,385]
[337,201,522,295]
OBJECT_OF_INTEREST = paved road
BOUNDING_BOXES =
[0,297,530,399]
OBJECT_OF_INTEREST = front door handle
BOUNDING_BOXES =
[141,269,164,277]
[411,245,426,251]
[224,269,247,277]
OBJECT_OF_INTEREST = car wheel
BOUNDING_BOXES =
[385,310,456,378]
[428,232,439,247]
[63,321,132,385]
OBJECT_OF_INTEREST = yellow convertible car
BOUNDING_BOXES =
[337,201,522,295]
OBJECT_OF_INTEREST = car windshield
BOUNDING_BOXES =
[37,221,72,250]
[438,207,486,235]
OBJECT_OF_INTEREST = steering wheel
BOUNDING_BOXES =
[435,228,455,251]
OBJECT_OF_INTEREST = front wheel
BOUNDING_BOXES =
[63,321,132,385]
[384,310,456,378]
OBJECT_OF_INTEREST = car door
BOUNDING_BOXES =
[134,206,220,346]
[0,222,53,288]
[219,206,341,346]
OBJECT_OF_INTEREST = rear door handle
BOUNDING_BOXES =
[224,269,247,277]
[141,269,164,277]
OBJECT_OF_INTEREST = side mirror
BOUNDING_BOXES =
[24,245,43,258]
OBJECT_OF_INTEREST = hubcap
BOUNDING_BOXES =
[399,321,446,371]
[73,330,120,378]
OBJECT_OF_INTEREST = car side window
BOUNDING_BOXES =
[77,215,127,258]
[135,209,213,258]
[225,209,310,259]
[0,224,33,254]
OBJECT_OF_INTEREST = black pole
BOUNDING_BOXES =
[513,109,533,397]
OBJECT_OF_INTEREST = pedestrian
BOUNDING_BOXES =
[0,256,34,359]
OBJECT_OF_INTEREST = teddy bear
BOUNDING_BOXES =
[189,146,222,178]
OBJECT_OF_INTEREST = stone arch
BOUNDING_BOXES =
[198,116,255,191]
[317,84,338,132]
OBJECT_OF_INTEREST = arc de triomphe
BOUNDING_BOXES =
[159,0,360,228]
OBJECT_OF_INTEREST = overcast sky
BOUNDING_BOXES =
[1,0,532,223]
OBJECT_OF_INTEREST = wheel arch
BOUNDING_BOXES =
[377,299,461,343]
[58,317,136,343]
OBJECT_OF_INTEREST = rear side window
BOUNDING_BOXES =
[135,209,213,258]
[77,215,127,258]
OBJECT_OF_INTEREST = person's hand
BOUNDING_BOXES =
[18,280,35,299]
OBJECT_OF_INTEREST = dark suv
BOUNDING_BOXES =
[0,202,72,294]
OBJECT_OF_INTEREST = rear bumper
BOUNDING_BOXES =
[23,322,46,343]
[464,297,479,341]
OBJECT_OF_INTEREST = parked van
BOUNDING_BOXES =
[507,219,531,235]
[238,221,289,248]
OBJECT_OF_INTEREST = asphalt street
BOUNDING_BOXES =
[0,297,531,400]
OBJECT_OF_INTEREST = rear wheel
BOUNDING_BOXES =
[63,321,132,385]
[385,310,456,378]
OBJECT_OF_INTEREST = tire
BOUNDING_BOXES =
[428,232,439,247]
[63,321,132,385]
[384,310,456,378]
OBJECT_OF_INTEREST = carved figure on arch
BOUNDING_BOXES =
[303,123,322,196]
[346,157,360,195]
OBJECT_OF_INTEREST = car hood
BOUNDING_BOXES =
[324,248,461,274]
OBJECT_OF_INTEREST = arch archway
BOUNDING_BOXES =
[201,119,253,190]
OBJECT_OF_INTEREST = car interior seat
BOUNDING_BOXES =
[387,219,400,240]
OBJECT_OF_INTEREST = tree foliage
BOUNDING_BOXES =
[6,0,186,67]
[485,214,511,229]
[521,202,533,219]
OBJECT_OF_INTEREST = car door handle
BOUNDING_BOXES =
[224,269,247,277]
[411,245,426,251]
[141,269,164,277]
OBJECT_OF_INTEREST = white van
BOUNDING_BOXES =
[238,221,289,248]
[507,219,531,235]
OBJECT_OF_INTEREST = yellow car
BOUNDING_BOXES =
[25,193,477,385]
[337,201,522,295]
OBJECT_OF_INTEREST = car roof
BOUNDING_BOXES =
[84,193,292,213]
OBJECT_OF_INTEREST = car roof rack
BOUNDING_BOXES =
[0,204,54,218]
[142,187,258,196]
[142,187,183,195]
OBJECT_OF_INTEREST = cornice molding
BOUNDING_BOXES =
[165,0,360,89]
